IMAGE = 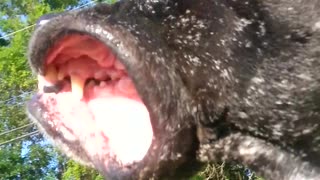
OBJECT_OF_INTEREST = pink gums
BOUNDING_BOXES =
[39,34,153,164]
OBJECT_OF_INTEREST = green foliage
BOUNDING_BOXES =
[192,163,264,180]
[62,160,104,180]
[0,38,9,46]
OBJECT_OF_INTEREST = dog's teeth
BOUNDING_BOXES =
[70,74,85,100]
[45,66,58,82]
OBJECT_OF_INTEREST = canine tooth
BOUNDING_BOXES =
[58,66,67,80]
[70,74,85,100]
[45,66,58,82]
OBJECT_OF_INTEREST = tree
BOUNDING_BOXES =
[0,0,102,179]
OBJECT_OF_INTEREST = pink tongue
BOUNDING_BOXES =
[88,97,153,164]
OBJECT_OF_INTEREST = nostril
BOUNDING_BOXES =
[43,82,63,93]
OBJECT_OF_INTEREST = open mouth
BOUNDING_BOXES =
[32,33,154,165]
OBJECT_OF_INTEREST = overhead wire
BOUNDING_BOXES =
[0,130,39,146]
[0,122,35,137]
[0,25,37,39]
[73,0,97,10]
[0,0,98,39]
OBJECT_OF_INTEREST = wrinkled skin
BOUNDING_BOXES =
[27,0,320,179]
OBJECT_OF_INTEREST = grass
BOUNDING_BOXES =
[191,163,265,180]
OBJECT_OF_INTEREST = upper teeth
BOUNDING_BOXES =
[57,65,67,80]
[45,66,58,82]
[70,73,85,100]
[44,65,85,100]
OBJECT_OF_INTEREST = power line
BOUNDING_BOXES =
[0,123,35,137]
[0,0,98,39]
[0,24,37,39]
[73,0,96,10]
[0,130,39,146]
